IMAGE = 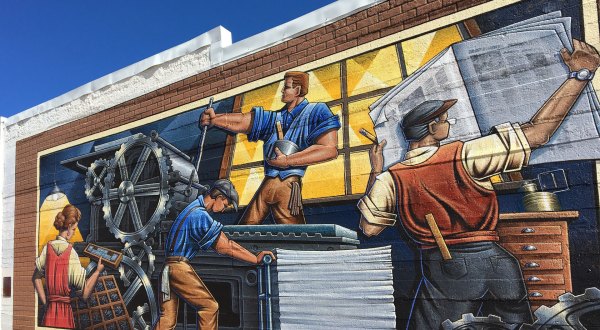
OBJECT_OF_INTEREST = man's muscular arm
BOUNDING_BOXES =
[200,108,253,134]
[521,39,600,149]
[267,129,338,168]
[359,139,392,237]
[213,232,275,265]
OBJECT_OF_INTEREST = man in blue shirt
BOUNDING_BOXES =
[201,71,341,225]
[155,179,275,330]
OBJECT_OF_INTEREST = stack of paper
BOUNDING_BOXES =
[370,12,600,169]
[275,246,395,329]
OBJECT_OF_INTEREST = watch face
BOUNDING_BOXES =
[577,69,591,80]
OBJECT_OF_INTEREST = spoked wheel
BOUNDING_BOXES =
[103,135,172,244]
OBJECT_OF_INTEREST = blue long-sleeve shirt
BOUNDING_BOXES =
[247,99,341,178]
[165,197,223,260]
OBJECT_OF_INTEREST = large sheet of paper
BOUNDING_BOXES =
[454,29,600,164]
[370,48,481,168]
[370,12,600,168]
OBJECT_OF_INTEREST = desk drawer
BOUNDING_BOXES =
[497,225,562,237]
[522,273,565,285]
[527,289,565,301]
[519,258,564,271]
[501,243,562,255]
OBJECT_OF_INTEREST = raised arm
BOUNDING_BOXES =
[359,139,395,237]
[200,107,253,134]
[521,39,600,149]
[267,129,338,168]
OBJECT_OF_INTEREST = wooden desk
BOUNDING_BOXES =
[497,211,578,311]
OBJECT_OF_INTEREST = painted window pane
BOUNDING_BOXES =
[350,151,371,195]
[240,81,284,114]
[402,25,464,76]
[230,166,265,206]
[233,81,283,166]
[308,63,341,102]
[346,45,402,97]
[302,155,346,199]
[348,95,381,147]
[232,135,265,166]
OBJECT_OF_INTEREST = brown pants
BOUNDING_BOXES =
[238,175,305,225]
[155,261,218,330]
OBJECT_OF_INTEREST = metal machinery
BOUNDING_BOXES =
[61,129,361,329]
[62,130,208,329]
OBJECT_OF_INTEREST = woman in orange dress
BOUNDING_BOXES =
[33,204,105,329]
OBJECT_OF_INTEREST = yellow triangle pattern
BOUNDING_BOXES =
[230,166,265,206]
[309,63,341,102]
[402,32,436,75]
[347,51,377,95]
[348,96,380,147]
[419,25,462,67]
[346,45,402,97]
[402,25,463,75]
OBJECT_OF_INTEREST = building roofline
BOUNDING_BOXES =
[6,0,384,127]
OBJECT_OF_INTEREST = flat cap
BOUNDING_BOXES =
[211,179,239,211]
[401,99,457,141]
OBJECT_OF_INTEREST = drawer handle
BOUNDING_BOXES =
[529,292,543,297]
[521,228,536,233]
[527,276,542,282]
[522,245,537,251]
[524,262,540,268]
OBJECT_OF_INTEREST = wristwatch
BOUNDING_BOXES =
[569,68,595,81]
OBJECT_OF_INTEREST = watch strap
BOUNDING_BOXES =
[569,70,595,81]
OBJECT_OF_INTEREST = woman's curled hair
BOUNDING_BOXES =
[53,204,82,231]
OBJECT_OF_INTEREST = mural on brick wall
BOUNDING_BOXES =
[34,1,600,329]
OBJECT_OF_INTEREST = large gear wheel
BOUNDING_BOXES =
[103,135,172,244]
[85,158,112,203]
[530,287,600,329]
[442,313,520,330]
[122,241,156,277]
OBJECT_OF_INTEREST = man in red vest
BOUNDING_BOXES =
[358,40,600,328]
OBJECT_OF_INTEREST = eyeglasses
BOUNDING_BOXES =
[435,117,457,125]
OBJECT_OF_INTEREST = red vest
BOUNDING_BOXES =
[42,242,75,329]
[388,141,499,248]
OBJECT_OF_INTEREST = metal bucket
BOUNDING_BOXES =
[269,140,299,159]
[523,192,561,212]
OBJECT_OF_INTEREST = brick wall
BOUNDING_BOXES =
[12,0,492,327]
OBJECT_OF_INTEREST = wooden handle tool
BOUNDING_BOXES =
[425,213,452,260]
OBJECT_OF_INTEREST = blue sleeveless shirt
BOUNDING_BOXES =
[247,99,341,179]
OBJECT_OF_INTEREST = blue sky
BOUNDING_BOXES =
[0,1,336,118]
